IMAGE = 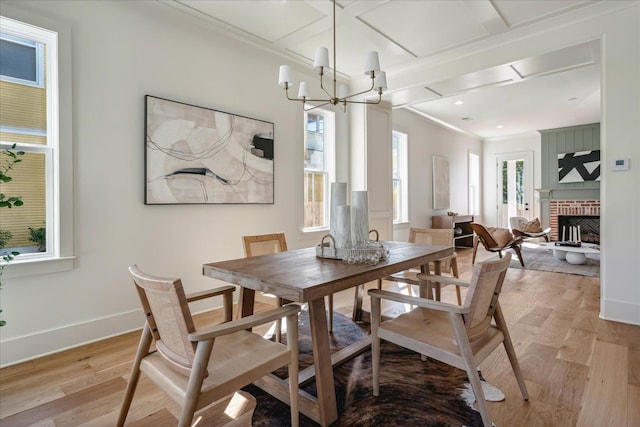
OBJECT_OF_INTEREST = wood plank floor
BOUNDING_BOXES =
[1,246,638,426]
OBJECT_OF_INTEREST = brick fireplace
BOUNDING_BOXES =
[549,200,600,243]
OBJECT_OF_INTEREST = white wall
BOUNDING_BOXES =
[0,0,347,366]
[598,6,640,324]
[392,109,482,242]
[482,132,542,227]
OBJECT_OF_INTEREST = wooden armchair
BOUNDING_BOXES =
[369,253,529,427]
[509,216,551,242]
[118,265,300,427]
[471,222,525,267]
[243,233,334,336]
[379,228,462,304]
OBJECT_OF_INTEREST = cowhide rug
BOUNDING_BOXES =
[245,310,492,426]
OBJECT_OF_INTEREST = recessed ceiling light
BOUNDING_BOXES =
[497,125,504,129]
[454,100,464,105]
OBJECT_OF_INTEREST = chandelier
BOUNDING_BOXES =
[277,0,387,112]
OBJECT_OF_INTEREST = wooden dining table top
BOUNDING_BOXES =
[202,240,454,303]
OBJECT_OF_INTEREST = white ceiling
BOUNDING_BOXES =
[167,0,606,139]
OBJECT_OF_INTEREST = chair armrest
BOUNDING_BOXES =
[415,273,470,288]
[368,289,469,314]
[186,285,235,303]
[190,304,302,341]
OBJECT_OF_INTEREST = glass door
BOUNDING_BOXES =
[496,151,533,229]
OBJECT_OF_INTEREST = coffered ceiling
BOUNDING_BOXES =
[165,0,612,139]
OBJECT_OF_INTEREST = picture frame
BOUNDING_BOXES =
[145,95,274,204]
[432,155,450,210]
[557,150,600,183]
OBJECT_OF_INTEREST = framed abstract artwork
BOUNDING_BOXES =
[558,150,600,183]
[145,95,274,204]
[432,155,450,210]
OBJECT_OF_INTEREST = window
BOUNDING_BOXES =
[468,151,480,216]
[303,109,335,230]
[0,33,44,87]
[392,131,408,223]
[1,12,73,276]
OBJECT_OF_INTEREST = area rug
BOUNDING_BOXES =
[245,311,485,426]
[504,244,600,277]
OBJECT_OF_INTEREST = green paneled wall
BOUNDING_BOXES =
[540,123,600,200]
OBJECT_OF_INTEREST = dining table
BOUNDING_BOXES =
[202,240,454,426]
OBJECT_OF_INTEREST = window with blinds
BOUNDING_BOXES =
[0,17,55,257]
[303,109,335,230]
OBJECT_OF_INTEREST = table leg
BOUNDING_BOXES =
[565,251,587,264]
[236,287,256,320]
[352,284,364,322]
[308,298,339,426]
[433,260,442,301]
[418,263,434,299]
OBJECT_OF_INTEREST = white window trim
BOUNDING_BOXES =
[468,150,481,216]
[392,131,408,224]
[1,6,75,279]
[303,107,335,233]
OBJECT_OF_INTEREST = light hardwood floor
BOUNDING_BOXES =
[1,247,638,426]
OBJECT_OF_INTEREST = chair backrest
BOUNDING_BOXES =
[409,228,454,272]
[129,265,197,377]
[509,216,527,231]
[462,253,511,340]
[471,223,499,249]
[243,233,288,257]
[471,223,516,249]
[409,227,453,246]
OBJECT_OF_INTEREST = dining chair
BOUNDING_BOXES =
[118,265,300,427]
[369,253,529,427]
[378,227,462,304]
[471,222,525,267]
[509,216,551,242]
[243,233,334,337]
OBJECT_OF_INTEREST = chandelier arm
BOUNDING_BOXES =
[286,86,333,104]
[339,78,376,101]
[304,101,333,112]
[319,72,336,99]
[342,93,383,105]
[284,87,299,101]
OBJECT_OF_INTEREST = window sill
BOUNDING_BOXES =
[393,221,411,229]
[1,255,75,280]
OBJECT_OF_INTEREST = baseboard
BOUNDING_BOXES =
[601,298,640,326]
[0,309,144,368]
